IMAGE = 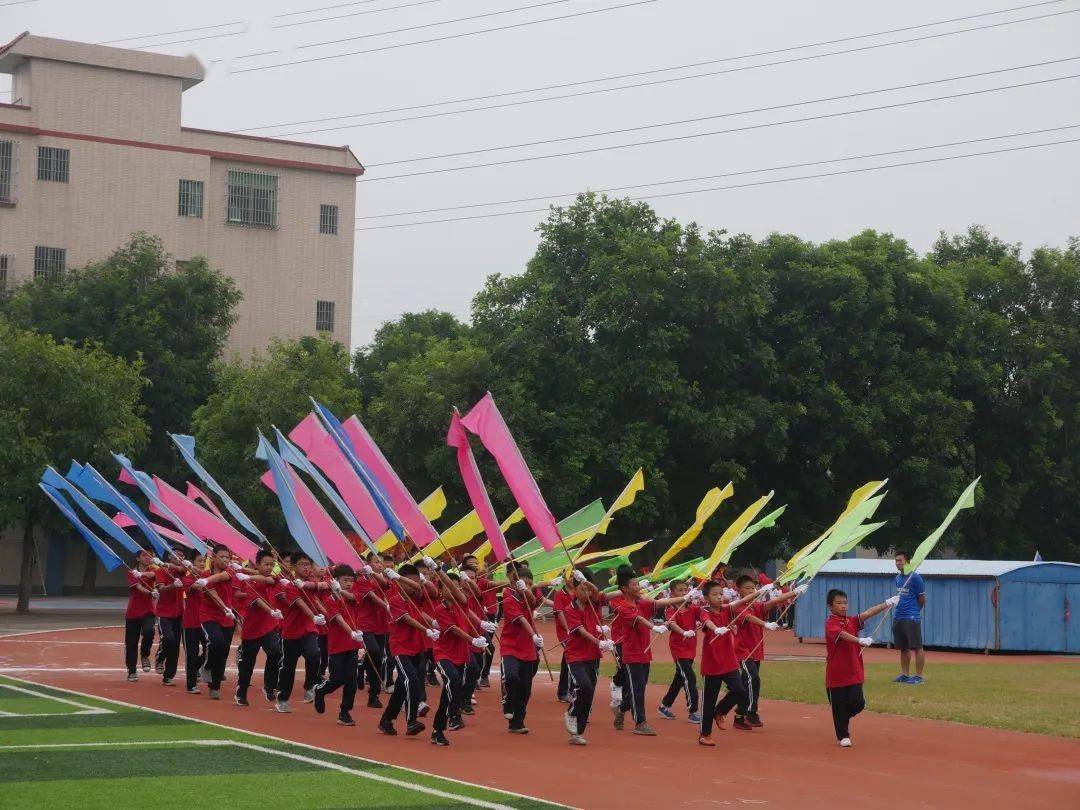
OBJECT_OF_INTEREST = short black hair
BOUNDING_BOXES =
[446,572,460,582]
[517,567,534,581]
[616,569,636,590]
[702,580,721,599]
[462,554,478,565]
[894,551,909,560]
[735,574,754,587]
[184,547,200,562]
[827,588,847,605]
[331,564,355,579]
[290,551,313,565]
[255,550,274,564]
[398,563,419,577]
[212,543,230,555]
[381,553,396,563]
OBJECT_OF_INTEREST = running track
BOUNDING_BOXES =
[1,626,1077,808]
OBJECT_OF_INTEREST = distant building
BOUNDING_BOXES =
[0,32,362,354]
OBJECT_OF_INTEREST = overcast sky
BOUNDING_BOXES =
[3,0,1078,347]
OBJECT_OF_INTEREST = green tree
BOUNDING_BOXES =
[0,320,148,612]
[190,336,363,533]
[2,233,241,472]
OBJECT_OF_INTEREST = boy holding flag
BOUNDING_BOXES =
[314,564,367,726]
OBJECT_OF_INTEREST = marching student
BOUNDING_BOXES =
[550,571,576,704]
[180,551,206,694]
[658,579,702,723]
[314,564,367,726]
[380,553,399,691]
[462,554,499,688]
[312,563,332,685]
[610,569,691,736]
[825,588,898,747]
[274,552,326,713]
[124,549,157,681]
[454,562,498,715]
[379,563,438,737]
[561,569,612,746]
[233,550,284,706]
[426,564,488,746]
[353,554,391,709]
[732,574,805,728]
[696,579,769,744]
[152,550,186,686]
[193,544,238,700]
[500,566,545,734]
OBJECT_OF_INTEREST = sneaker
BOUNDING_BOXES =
[470,697,478,705]
[461,705,475,716]
[508,726,529,734]
[633,722,657,736]
[199,666,210,684]
[907,675,924,685]
[503,711,514,720]
[426,672,439,687]
[564,710,577,735]
[314,687,326,715]
[733,716,752,731]
[747,713,763,728]
[141,657,151,672]
[209,689,221,700]
[609,684,623,708]
[263,687,277,703]
[839,737,852,748]
[162,677,174,686]
[698,734,716,747]
[892,674,912,684]
[478,677,490,688]
[303,689,315,704]
[367,695,383,709]
[557,694,571,704]
[657,704,676,720]
[337,712,355,726]
[235,691,249,707]
[688,712,701,724]
[613,709,625,731]
[378,721,398,736]
[275,701,292,713]
[126,672,138,682]
[406,720,426,736]
[431,730,450,746]
[417,702,429,718]
[155,661,164,675]
[569,734,587,746]
[448,717,465,731]
[186,686,200,695]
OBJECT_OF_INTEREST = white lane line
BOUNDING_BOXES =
[0,740,221,749]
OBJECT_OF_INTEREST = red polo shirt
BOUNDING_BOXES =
[562,601,601,663]
[499,587,537,661]
[352,575,388,634]
[276,581,316,640]
[125,569,155,619]
[239,580,280,640]
[699,605,739,676]
[433,600,472,666]
[324,594,363,655]
[181,574,203,630]
[665,603,700,660]
[610,595,656,664]
[825,613,865,688]
[199,573,235,628]
[387,581,427,657]
[735,601,767,662]
[153,567,182,619]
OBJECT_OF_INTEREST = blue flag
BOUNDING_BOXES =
[70,463,173,559]
[255,430,328,567]
[41,466,143,554]
[40,483,125,572]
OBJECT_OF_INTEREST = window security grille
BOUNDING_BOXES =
[37,146,69,183]
[33,246,65,280]
[319,204,338,235]
[315,300,335,332]
[0,140,14,200]
[178,179,204,218]
[226,168,278,228]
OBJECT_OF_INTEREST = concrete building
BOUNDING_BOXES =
[0,32,362,354]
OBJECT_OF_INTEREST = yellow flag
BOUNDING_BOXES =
[575,540,650,566]
[409,510,484,562]
[374,487,447,553]
[473,507,525,567]
[691,492,773,578]
[572,469,645,561]
[784,480,886,573]
[653,482,734,574]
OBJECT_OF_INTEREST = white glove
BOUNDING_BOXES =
[313,614,326,626]
[885,595,900,607]
[361,565,373,576]
[599,639,615,653]
[229,562,242,571]
[639,579,651,589]
[223,609,235,620]
[151,589,160,600]
[385,569,401,581]
[293,578,304,589]
[549,576,564,588]
[235,572,251,582]
[430,620,440,631]
[722,588,737,601]
[278,578,291,587]
[572,570,586,583]
[682,629,696,638]
[858,637,874,647]
[596,624,611,637]
[532,634,544,647]
[757,584,772,595]
[351,631,364,642]
[650,624,668,635]
[795,584,809,596]
[418,573,427,584]
[270,609,283,620]
[330,579,342,593]
[195,578,208,588]
[425,629,440,641]
[471,637,487,649]
[460,569,473,580]
[182,560,194,570]
[480,620,497,633]
[172,578,183,587]
[687,587,703,601]
[152,557,164,566]
[713,626,729,637]
[764,622,779,631]
[421,555,437,570]
[515,579,527,592]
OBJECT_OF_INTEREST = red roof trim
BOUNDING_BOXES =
[0,122,365,176]
[0,31,30,60]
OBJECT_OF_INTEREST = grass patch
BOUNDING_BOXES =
[601,661,1080,738]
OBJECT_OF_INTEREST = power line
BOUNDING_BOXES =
[0,0,39,7]
[274,0,402,19]
[361,72,1080,181]
[366,56,1080,167]
[353,136,1080,230]
[355,123,1080,219]
[233,0,659,73]
[238,0,1071,134]
[97,20,245,46]
[274,0,448,28]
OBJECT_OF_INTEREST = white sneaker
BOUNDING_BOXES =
[569,734,587,746]
[839,737,852,748]
[275,701,292,713]
[564,710,577,735]
[303,689,315,703]
[609,684,622,708]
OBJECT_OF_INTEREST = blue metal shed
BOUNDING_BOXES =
[793,559,1080,653]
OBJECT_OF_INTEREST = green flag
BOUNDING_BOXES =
[904,478,980,574]
[719,505,786,564]
[780,493,887,584]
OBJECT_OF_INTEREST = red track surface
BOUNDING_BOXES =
[2,626,1077,809]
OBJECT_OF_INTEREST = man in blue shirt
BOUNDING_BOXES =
[892,553,926,684]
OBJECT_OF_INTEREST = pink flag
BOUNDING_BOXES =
[342,416,438,548]
[289,413,389,540]
[186,482,228,522]
[447,410,510,562]
[459,393,562,552]
[112,512,195,549]
[151,476,261,560]
[261,467,362,566]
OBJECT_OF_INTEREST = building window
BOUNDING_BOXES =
[226,168,277,228]
[0,254,10,298]
[178,179,204,218]
[33,246,65,280]
[315,300,335,332]
[319,204,338,235]
[0,140,13,201]
[37,146,69,183]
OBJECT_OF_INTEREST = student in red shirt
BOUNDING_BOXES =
[314,564,367,726]
[124,549,157,681]
[500,564,545,734]
[428,568,488,746]
[658,579,704,723]
[233,550,284,706]
[179,551,206,694]
[151,549,186,686]
[190,543,238,699]
[610,569,689,736]
[450,560,497,715]
[353,554,392,709]
[462,554,498,688]
[561,569,611,746]
[379,563,438,737]
[697,579,769,745]
[550,572,576,704]
[273,551,326,713]
[824,588,898,747]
